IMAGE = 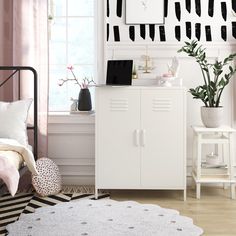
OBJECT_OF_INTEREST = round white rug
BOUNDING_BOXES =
[7,199,203,236]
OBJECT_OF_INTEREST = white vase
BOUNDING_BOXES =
[201,106,223,128]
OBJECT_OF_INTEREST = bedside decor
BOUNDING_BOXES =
[139,55,155,73]
[132,64,138,79]
[206,152,219,165]
[191,126,236,199]
[70,97,78,112]
[178,40,236,127]
[58,65,95,111]
[167,56,180,77]
[159,57,180,87]
[78,88,92,111]
[32,157,62,197]
[159,74,174,87]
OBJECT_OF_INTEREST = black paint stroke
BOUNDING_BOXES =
[195,0,201,17]
[233,0,236,13]
[164,0,168,17]
[175,26,181,41]
[232,22,236,39]
[208,0,214,17]
[107,23,109,41]
[221,25,227,41]
[116,0,122,18]
[205,25,212,41]
[159,26,166,41]
[149,24,155,41]
[113,26,120,41]
[186,22,192,39]
[185,0,191,13]
[129,26,135,41]
[195,23,201,41]
[175,2,181,21]
[140,24,146,40]
[107,0,110,17]
[221,2,227,21]
[186,0,191,13]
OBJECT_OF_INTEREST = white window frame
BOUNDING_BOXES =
[48,0,105,115]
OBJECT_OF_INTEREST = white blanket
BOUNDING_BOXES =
[0,138,38,175]
[0,150,23,170]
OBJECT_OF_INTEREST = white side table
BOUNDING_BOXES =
[192,126,236,199]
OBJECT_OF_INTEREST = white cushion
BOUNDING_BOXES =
[0,99,33,146]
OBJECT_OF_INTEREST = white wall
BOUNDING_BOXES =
[106,0,236,43]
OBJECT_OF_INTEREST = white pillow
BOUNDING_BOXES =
[0,99,33,146]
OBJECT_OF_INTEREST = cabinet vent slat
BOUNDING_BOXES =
[110,98,128,111]
[152,99,172,112]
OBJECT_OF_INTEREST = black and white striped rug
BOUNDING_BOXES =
[0,192,109,236]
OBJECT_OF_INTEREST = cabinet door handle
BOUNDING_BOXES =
[141,129,146,146]
[134,129,140,146]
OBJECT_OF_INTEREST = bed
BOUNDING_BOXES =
[0,66,38,196]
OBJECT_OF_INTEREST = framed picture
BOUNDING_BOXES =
[126,0,164,25]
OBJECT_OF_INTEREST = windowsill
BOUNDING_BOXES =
[48,111,95,124]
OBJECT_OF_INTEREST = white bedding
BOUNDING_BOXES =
[0,138,38,174]
[0,150,23,170]
[0,138,38,196]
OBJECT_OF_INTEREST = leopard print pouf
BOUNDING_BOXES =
[32,157,62,197]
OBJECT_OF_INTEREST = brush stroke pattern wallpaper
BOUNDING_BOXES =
[107,0,236,42]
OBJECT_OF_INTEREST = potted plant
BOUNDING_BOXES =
[58,65,95,111]
[178,40,236,128]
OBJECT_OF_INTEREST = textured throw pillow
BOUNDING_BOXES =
[0,99,33,146]
[32,158,62,197]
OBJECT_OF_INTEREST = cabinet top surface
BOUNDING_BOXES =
[95,85,186,90]
[192,126,236,133]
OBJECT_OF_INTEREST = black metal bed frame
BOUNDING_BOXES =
[0,66,38,159]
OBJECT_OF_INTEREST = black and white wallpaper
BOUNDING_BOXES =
[107,0,236,42]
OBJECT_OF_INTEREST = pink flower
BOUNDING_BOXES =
[58,66,96,89]
[67,65,74,70]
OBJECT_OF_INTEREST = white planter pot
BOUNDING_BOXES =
[201,107,223,128]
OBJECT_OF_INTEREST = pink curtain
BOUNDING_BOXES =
[13,0,49,157]
[0,0,13,101]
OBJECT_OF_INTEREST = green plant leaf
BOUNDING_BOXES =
[178,40,236,107]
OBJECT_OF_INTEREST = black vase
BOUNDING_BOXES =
[78,88,92,111]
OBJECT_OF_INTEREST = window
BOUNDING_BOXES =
[48,0,96,111]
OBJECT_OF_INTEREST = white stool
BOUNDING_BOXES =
[192,126,236,199]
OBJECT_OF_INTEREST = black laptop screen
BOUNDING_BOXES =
[106,60,133,85]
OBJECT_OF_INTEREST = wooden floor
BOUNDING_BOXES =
[110,187,236,236]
